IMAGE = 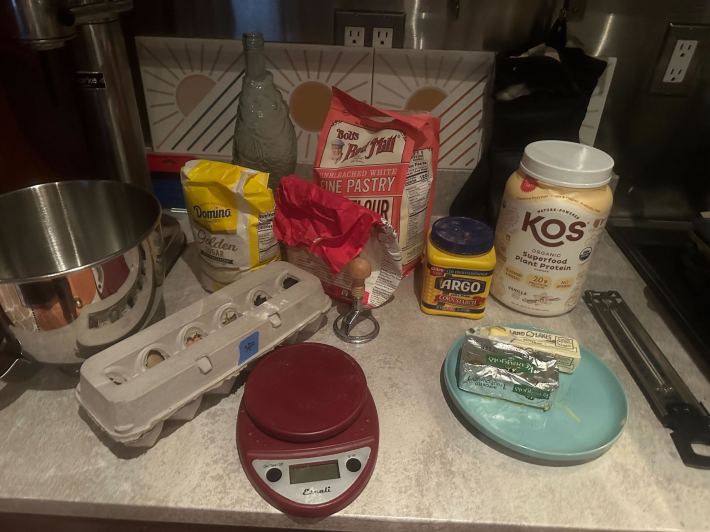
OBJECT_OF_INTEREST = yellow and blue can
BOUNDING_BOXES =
[420,217,496,319]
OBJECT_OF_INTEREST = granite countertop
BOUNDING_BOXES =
[1,215,709,531]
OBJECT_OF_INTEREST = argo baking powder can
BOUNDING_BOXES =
[491,141,614,316]
[420,217,496,319]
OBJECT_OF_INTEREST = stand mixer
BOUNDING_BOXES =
[0,0,186,377]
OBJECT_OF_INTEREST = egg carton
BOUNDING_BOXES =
[76,262,332,447]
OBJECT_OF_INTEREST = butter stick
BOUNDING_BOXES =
[459,332,559,410]
[473,326,581,373]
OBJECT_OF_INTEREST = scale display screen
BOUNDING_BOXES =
[289,460,340,484]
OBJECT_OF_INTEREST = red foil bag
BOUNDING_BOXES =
[275,175,401,308]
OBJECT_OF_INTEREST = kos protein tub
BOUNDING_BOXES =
[491,141,614,316]
[421,217,496,319]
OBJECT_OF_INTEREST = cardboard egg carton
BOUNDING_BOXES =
[76,262,332,447]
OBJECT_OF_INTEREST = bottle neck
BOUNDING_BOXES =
[243,33,266,81]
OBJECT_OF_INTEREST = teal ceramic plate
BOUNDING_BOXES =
[443,329,628,463]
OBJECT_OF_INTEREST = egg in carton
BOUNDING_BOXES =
[75,262,331,447]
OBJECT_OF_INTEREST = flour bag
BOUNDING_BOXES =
[314,88,440,274]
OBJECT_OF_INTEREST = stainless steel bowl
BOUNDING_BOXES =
[0,180,166,365]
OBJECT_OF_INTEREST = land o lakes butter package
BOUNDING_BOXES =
[181,160,279,291]
[473,325,581,373]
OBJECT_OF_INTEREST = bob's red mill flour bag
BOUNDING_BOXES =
[314,88,440,274]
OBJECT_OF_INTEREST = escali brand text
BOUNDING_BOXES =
[521,212,585,248]
[302,486,332,496]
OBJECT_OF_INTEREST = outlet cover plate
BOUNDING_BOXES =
[662,40,697,83]
[650,23,710,95]
[334,10,405,48]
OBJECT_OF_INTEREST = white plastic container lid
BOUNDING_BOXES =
[520,140,614,188]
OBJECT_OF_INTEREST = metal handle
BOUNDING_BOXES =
[0,332,32,387]
[667,403,710,469]
[584,290,702,415]
[584,290,710,470]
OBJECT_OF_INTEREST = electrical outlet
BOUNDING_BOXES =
[344,26,365,47]
[650,23,710,95]
[373,28,393,48]
[662,40,697,83]
[334,10,405,48]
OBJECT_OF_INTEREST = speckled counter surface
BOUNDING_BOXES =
[1,215,709,531]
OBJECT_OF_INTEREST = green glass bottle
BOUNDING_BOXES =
[232,32,297,189]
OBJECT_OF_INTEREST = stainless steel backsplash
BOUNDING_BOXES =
[123,0,709,220]
[2,0,707,218]
[125,0,557,50]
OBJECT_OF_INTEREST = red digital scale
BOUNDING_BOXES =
[237,343,379,517]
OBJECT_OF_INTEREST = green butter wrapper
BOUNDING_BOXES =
[457,330,560,410]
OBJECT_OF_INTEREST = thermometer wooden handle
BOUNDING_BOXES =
[349,257,371,301]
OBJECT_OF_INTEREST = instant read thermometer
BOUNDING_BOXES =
[237,343,379,517]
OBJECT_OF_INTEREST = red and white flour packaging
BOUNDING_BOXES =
[314,88,440,275]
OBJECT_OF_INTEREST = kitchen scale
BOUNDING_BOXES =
[237,343,379,517]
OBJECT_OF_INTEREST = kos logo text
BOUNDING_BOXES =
[521,212,585,247]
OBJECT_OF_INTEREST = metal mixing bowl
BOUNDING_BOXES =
[0,180,165,365]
